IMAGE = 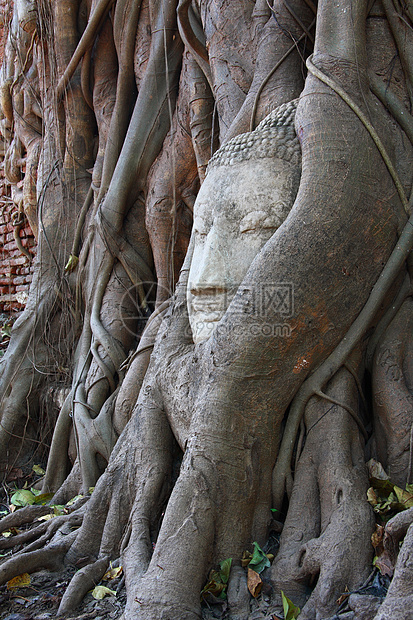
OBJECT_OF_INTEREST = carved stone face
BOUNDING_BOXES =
[187,157,300,344]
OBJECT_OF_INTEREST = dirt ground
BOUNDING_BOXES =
[0,559,388,620]
[0,550,282,620]
[0,474,388,620]
[0,567,126,620]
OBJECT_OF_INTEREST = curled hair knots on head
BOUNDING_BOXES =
[206,99,301,173]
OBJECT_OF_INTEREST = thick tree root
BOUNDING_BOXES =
[0,505,52,531]
[271,368,374,619]
[0,510,84,585]
[0,519,51,550]
[226,565,251,620]
[374,522,413,620]
[57,555,110,615]
[0,528,77,585]
[372,298,413,486]
[385,506,413,542]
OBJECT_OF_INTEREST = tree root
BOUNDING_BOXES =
[41,388,74,494]
[372,296,413,486]
[272,200,413,508]
[226,565,251,620]
[385,507,413,543]
[0,505,52,532]
[0,519,51,550]
[0,528,77,585]
[96,0,141,201]
[272,367,374,619]
[374,522,413,620]
[57,0,115,99]
[0,508,84,551]
[177,0,212,89]
[57,555,110,616]
[272,51,413,510]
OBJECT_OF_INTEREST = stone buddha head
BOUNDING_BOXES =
[187,100,301,344]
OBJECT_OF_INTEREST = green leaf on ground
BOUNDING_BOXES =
[91,585,116,600]
[248,541,271,574]
[10,489,36,507]
[33,492,54,505]
[1,325,11,338]
[281,590,300,620]
[66,494,84,507]
[218,558,232,584]
[393,485,413,508]
[201,558,232,601]
[32,465,45,476]
[103,565,123,580]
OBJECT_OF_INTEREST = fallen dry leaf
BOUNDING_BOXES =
[247,567,262,598]
[7,573,31,589]
[371,524,384,550]
[336,591,350,606]
[374,553,395,577]
[37,514,54,521]
[103,565,123,580]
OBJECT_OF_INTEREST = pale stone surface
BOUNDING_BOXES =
[187,102,301,344]
[16,0,37,33]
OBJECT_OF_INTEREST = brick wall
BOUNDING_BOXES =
[0,0,37,315]
[0,180,36,314]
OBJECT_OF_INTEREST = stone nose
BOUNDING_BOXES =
[190,228,229,294]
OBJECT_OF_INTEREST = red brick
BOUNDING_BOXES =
[7,249,24,258]
[11,276,26,285]
[0,293,22,303]
[13,275,32,285]
[3,241,17,251]
[21,238,35,248]
[8,257,27,266]
[0,265,17,275]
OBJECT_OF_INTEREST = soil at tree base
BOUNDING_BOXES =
[0,568,281,620]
